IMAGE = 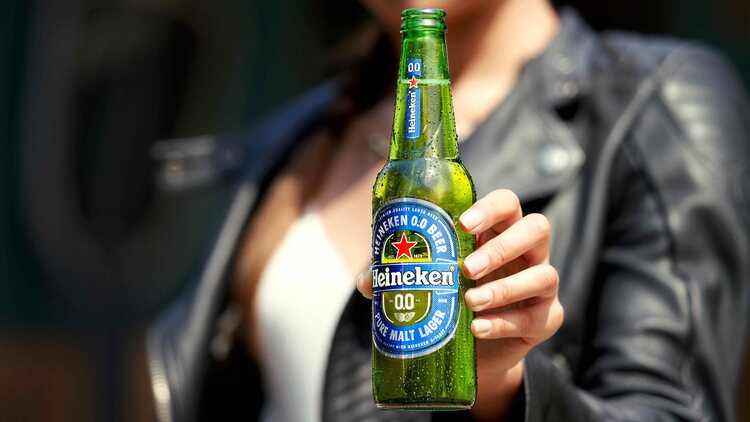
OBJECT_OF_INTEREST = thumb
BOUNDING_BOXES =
[356,266,373,299]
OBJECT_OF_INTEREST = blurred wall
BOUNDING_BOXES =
[1,0,369,420]
[560,0,749,87]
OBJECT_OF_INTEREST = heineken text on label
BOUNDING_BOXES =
[372,198,460,358]
[405,59,421,140]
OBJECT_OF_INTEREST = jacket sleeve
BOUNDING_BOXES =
[522,46,750,421]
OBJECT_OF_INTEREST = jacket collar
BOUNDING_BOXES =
[459,8,595,203]
[531,8,598,107]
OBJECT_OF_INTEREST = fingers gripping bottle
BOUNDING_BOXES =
[371,8,477,410]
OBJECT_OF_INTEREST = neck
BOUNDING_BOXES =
[446,0,559,84]
[385,1,559,137]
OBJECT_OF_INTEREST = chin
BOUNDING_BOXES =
[361,0,501,29]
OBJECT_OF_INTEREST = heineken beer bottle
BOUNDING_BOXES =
[371,8,476,410]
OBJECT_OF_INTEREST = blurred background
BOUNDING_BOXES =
[0,0,748,421]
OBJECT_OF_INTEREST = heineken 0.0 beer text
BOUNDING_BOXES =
[371,8,476,410]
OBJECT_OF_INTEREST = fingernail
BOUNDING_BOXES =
[356,270,368,286]
[465,288,493,309]
[460,208,483,230]
[472,319,492,337]
[356,268,373,296]
[464,252,489,276]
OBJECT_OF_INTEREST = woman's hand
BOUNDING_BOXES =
[357,189,563,421]
[457,189,563,420]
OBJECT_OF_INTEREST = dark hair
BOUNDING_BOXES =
[326,31,397,139]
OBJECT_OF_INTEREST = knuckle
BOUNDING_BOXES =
[538,264,559,291]
[481,189,501,208]
[488,239,510,265]
[488,188,508,201]
[493,281,512,305]
[500,188,520,203]
[516,310,534,333]
[489,189,520,210]
[496,317,517,338]
[503,189,522,211]
[526,213,551,238]
[489,318,503,337]
[510,192,521,211]
[552,302,565,330]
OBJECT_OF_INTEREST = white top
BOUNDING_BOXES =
[255,207,356,422]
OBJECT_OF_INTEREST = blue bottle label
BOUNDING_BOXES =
[405,58,422,140]
[372,198,460,358]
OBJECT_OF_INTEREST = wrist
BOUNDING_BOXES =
[471,360,525,422]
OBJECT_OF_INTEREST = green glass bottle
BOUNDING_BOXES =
[371,8,476,410]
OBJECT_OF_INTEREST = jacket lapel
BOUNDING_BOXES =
[459,78,584,205]
[460,9,594,205]
[322,291,431,422]
[148,80,343,422]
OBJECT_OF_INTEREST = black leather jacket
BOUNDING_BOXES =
[147,10,750,422]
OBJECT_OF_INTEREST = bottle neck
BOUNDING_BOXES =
[389,28,458,160]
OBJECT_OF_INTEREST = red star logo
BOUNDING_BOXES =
[408,75,419,89]
[392,233,418,259]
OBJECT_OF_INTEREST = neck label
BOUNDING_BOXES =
[405,59,422,140]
